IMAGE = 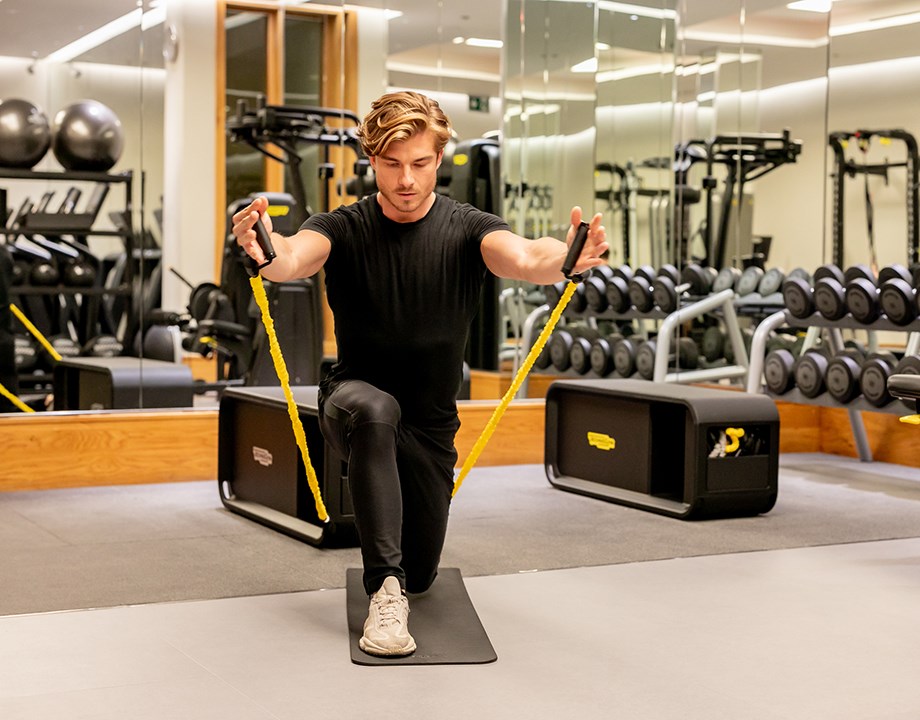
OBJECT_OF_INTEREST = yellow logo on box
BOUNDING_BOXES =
[587,432,616,451]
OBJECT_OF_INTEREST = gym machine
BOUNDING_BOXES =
[828,129,919,270]
[703,130,803,270]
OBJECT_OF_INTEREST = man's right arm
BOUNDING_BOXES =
[231,196,331,282]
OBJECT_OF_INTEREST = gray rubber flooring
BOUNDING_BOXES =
[1,453,919,718]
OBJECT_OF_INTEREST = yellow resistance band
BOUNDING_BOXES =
[10,303,62,363]
[452,281,578,497]
[0,381,34,413]
[249,276,329,523]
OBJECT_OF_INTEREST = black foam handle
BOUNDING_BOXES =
[561,221,590,280]
[244,217,277,278]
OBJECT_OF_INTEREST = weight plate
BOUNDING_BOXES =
[713,267,741,294]
[764,348,796,394]
[613,337,637,376]
[782,277,814,319]
[845,277,879,323]
[634,264,657,283]
[606,277,630,313]
[758,267,786,296]
[737,266,765,296]
[859,358,894,407]
[826,355,861,403]
[879,278,917,325]
[794,352,829,398]
[813,278,847,320]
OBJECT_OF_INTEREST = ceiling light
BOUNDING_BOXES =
[45,6,164,63]
[787,0,833,12]
[830,10,920,36]
[464,37,503,49]
[682,29,825,49]
[452,36,465,45]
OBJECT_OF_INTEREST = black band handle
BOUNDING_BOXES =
[244,217,277,278]
[561,221,590,281]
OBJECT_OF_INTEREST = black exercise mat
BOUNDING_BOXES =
[346,567,497,666]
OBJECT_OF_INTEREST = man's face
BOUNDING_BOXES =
[370,129,443,222]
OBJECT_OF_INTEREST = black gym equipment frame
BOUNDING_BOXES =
[828,129,919,269]
[703,130,803,269]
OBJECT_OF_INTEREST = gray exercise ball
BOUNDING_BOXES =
[0,98,52,169]
[51,99,124,172]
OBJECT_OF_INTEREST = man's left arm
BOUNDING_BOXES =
[480,207,608,285]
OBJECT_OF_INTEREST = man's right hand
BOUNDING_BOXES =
[231,196,274,266]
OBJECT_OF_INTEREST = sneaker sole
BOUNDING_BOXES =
[359,636,417,657]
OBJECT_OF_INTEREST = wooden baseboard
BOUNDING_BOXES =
[2,388,917,493]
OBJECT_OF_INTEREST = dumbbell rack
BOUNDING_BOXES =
[519,288,751,395]
[747,309,920,461]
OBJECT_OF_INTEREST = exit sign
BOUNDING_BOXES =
[468,95,490,113]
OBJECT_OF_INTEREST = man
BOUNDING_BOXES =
[232,91,607,657]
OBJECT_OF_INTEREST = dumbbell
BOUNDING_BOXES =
[588,332,625,376]
[723,327,754,365]
[736,265,766,298]
[843,263,895,324]
[701,325,726,363]
[811,264,875,321]
[544,280,587,315]
[568,327,604,375]
[635,336,699,380]
[583,266,614,313]
[878,264,920,326]
[14,335,38,373]
[764,346,797,394]
[825,346,869,404]
[892,355,920,410]
[548,327,599,372]
[756,267,787,298]
[652,263,717,313]
[793,347,833,398]
[627,264,674,313]
[83,334,124,357]
[712,266,741,294]
[603,265,635,313]
[859,351,900,407]
[612,336,641,377]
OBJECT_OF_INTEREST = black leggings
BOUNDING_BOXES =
[319,380,457,595]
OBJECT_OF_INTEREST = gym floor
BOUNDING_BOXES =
[1,454,919,719]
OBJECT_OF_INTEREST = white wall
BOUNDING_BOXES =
[161,0,218,313]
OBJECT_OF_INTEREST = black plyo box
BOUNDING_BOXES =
[545,378,779,519]
[217,385,356,547]
[53,356,194,410]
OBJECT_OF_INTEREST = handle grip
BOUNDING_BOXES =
[561,221,590,280]
[244,216,277,278]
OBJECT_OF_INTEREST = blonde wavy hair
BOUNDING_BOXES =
[356,91,452,158]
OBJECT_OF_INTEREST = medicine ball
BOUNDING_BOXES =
[0,98,52,169]
[51,100,124,172]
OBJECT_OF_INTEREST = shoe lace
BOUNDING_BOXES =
[373,594,405,628]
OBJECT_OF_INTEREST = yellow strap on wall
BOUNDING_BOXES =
[0,381,35,413]
[249,276,329,523]
[10,303,62,362]
[452,281,578,498]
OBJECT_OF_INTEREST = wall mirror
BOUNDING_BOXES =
[6,0,920,414]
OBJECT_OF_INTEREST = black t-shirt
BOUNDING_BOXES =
[302,193,510,428]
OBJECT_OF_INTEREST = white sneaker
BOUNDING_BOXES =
[359,576,417,657]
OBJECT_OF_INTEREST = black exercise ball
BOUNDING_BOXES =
[51,100,124,172]
[0,98,52,169]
